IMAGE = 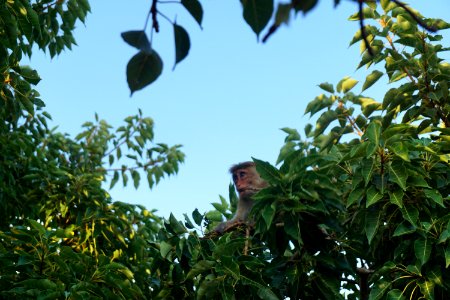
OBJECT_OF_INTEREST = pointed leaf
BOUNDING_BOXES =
[252,158,282,184]
[361,158,374,186]
[362,70,383,92]
[401,205,419,227]
[347,187,364,207]
[388,161,407,190]
[241,0,274,38]
[192,208,203,226]
[414,238,431,266]
[173,24,190,69]
[318,82,334,93]
[127,50,163,95]
[181,0,203,27]
[121,30,151,52]
[424,189,444,207]
[369,281,392,300]
[337,76,358,93]
[393,221,415,237]
[386,289,405,300]
[365,208,382,244]
[366,186,383,208]
[389,189,404,208]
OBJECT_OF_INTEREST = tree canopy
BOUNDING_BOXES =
[1,0,450,299]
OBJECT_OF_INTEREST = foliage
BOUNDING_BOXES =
[1,0,184,298]
[1,0,450,299]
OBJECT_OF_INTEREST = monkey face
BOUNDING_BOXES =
[232,166,268,199]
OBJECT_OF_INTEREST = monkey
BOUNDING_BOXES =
[214,161,268,233]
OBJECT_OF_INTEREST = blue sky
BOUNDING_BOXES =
[27,0,450,221]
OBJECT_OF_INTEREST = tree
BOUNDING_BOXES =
[1,0,450,299]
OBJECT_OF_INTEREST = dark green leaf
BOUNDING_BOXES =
[318,82,334,93]
[192,208,203,226]
[366,186,383,208]
[127,50,163,95]
[121,30,151,52]
[253,158,282,184]
[414,238,431,267]
[365,208,382,244]
[181,0,203,27]
[241,0,274,38]
[173,24,190,69]
[388,161,407,190]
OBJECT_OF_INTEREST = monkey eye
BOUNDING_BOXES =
[238,171,246,179]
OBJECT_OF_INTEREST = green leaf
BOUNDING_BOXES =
[181,0,203,27]
[365,208,382,244]
[366,186,383,208]
[252,158,282,184]
[337,76,358,93]
[121,30,151,52]
[388,161,407,190]
[240,275,279,300]
[389,189,404,208]
[173,24,190,69]
[127,50,163,95]
[419,281,435,299]
[389,142,410,162]
[361,159,374,186]
[401,205,419,227]
[192,208,203,226]
[318,82,334,93]
[414,239,431,266]
[28,219,46,235]
[160,241,173,258]
[169,213,188,235]
[186,260,215,279]
[445,245,450,268]
[369,281,392,300]
[364,121,381,145]
[262,203,276,227]
[424,189,444,207]
[221,256,240,279]
[131,170,140,189]
[314,110,338,136]
[386,289,406,300]
[362,70,383,92]
[393,221,415,237]
[274,3,291,25]
[110,171,119,189]
[347,187,364,207]
[241,0,274,38]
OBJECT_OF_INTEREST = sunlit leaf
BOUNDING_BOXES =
[362,70,383,92]
[337,76,358,93]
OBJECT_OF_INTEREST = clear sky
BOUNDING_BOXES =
[26,0,450,221]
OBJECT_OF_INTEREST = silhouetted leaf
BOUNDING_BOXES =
[173,24,190,69]
[121,30,151,53]
[241,0,273,38]
[127,50,163,95]
[181,0,203,27]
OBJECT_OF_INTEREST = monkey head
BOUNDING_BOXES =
[230,162,268,200]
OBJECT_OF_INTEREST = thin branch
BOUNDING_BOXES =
[358,0,374,56]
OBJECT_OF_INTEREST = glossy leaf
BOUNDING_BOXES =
[424,189,444,207]
[173,24,190,69]
[393,221,416,237]
[126,50,163,95]
[401,206,419,227]
[415,238,431,266]
[386,289,406,300]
